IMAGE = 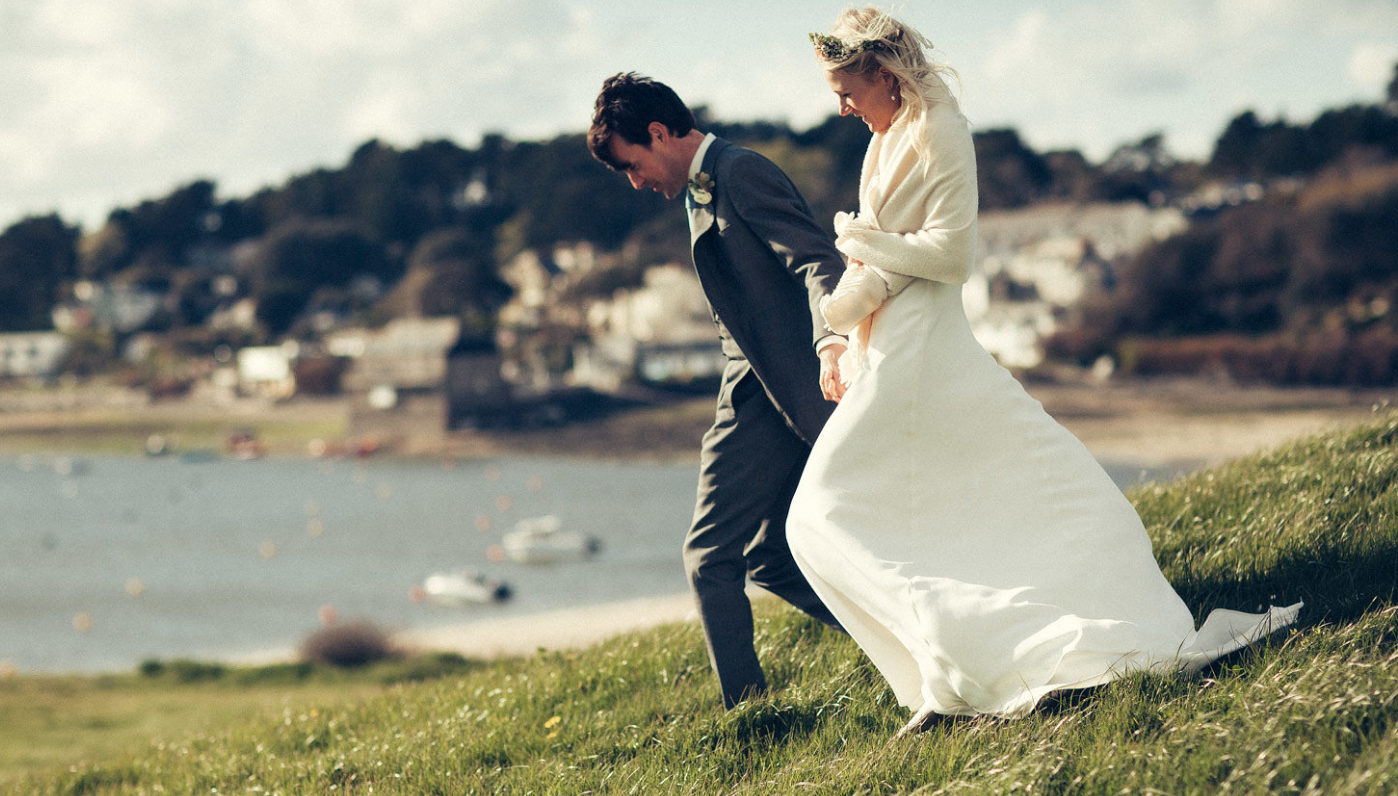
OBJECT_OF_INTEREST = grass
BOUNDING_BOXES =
[8,412,1398,794]
[0,409,348,457]
[0,654,481,790]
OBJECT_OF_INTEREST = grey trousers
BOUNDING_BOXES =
[683,360,842,708]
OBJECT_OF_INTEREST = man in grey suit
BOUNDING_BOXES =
[588,72,849,708]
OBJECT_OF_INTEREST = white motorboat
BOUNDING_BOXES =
[500,515,602,564]
[420,570,512,605]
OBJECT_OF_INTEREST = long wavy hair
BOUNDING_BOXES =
[814,6,961,165]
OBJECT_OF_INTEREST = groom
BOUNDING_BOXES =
[588,72,849,708]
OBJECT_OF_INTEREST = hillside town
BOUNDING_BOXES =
[0,198,1192,438]
[2,65,1395,444]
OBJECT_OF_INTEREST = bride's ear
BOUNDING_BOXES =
[879,67,898,93]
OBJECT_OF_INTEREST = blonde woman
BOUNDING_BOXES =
[787,6,1300,735]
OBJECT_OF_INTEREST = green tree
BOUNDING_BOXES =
[99,180,219,287]
[974,128,1053,209]
[0,215,79,331]
[242,219,391,337]
[404,226,511,318]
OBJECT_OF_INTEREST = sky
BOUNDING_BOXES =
[2,0,1397,232]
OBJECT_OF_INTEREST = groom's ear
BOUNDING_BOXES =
[648,121,671,145]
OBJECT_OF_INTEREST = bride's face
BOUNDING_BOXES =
[824,68,900,134]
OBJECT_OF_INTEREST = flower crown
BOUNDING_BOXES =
[808,29,902,62]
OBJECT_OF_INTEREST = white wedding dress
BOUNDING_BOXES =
[787,101,1300,721]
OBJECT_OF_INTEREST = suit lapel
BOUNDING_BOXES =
[688,198,714,244]
[688,139,723,245]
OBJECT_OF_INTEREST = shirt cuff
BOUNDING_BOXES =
[816,334,847,354]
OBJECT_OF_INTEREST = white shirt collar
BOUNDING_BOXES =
[688,132,716,180]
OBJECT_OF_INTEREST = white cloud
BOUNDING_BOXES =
[1347,42,1398,90]
[957,0,1398,159]
[2,0,1397,229]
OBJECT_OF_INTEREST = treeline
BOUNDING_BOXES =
[1049,71,1398,385]
[0,106,1186,343]
[1,66,1397,386]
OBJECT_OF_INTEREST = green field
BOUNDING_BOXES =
[7,413,1398,794]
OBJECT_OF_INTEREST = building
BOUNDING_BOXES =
[968,201,1187,368]
[576,263,724,389]
[445,333,512,428]
[0,332,71,379]
[340,316,513,436]
[235,345,297,400]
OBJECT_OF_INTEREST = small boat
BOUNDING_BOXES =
[52,456,91,477]
[500,515,602,564]
[421,570,512,605]
[226,430,266,460]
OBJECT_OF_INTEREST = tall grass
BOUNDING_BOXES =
[16,412,1398,795]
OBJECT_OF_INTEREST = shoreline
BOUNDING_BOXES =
[5,376,1392,672]
[0,377,1388,468]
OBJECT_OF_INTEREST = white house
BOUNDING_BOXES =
[968,201,1188,368]
[0,332,71,379]
[575,263,724,389]
[236,345,297,400]
[51,281,163,334]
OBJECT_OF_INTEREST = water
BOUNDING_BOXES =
[0,452,1183,674]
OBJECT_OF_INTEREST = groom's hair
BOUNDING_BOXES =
[588,72,696,170]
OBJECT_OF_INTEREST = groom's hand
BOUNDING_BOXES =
[819,343,848,402]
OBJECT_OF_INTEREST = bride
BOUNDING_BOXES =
[788,6,1301,735]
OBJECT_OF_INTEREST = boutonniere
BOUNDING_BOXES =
[687,172,714,205]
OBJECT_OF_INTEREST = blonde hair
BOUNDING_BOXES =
[814,6,961,164]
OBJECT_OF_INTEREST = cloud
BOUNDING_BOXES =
[961,0,1398,160]
[1347,41,1398,90]
[0,0,609,226]
[2,0,1397,229]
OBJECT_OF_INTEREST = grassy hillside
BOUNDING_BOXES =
[13,412,1398,795]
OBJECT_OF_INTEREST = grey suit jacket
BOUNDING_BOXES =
[687,137,845,444]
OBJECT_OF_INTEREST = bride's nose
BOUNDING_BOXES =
[839,99,854,116]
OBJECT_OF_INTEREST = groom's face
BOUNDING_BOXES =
[607,123,687,200]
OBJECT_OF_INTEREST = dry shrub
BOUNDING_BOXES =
[299,619,401,668]
[1116,330,1398,386]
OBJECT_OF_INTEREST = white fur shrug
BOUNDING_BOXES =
[833,99,978,285]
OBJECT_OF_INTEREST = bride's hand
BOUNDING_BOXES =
[819,343,848,402]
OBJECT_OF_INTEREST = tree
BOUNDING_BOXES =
[403,226,511,318]
[96,180,219,286]
[973,129,1053,209]
[1209,111,1266,179]
[242,219,391,337]
[1091,133,1177,203]
[0,215,79,331]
